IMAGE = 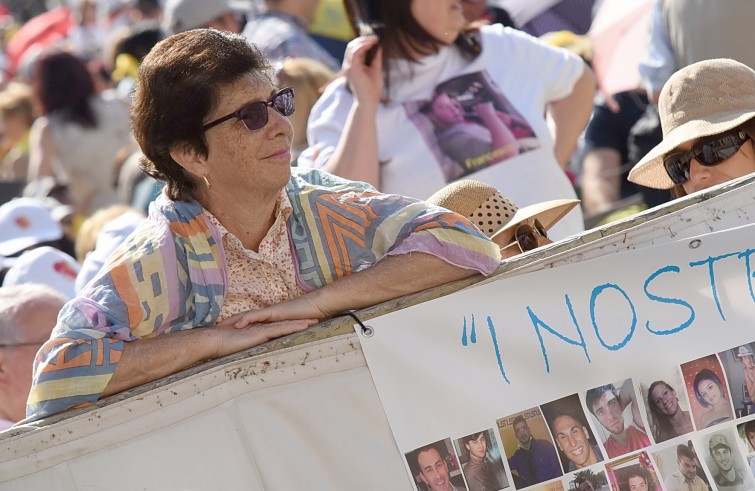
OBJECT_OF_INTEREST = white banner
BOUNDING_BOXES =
[359,224,755,491]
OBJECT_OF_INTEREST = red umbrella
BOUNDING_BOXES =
[588,0,653,98]
[5,7,74,75]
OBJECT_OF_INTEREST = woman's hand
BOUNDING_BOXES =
[343,35,383,109]
[215,292,332,329]
[211,319,317,358]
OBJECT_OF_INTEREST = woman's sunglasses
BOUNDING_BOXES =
[504,219,548,253]
[202,87,295,132]
[663,130,749,185]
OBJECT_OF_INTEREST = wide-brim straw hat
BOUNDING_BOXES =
[426,180,580,246]
[628,58,755,189]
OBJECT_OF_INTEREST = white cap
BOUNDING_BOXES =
[162,0,250,34]
[3,246,80,299]
[0,198,63,256]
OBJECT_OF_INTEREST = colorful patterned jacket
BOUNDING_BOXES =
[26,169,501,421]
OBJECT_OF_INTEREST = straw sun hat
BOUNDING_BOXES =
[628,58,755,189]
[426,180,579,247]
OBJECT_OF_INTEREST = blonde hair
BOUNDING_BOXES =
[75,204,137,262]
[275,58,335,152]
[0,82,34,126]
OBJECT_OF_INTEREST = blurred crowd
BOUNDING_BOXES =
[2,0,755,428]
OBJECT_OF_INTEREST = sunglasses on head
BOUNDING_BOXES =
[504,218,548,253]
[202,87,295,132]
[663,130,749,185]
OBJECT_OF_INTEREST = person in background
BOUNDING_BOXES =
[300,0,594,241]
[639,0,755,106]
[274,57,334,164]
[73,204,144,292]
[25,29,500,422]
[26,51,132,219]
[0,82,34,183]
[629,59,755,199]
[2,246,80,300]
[243,0,340,72]
[0,284,65,429]
[161,0,247,35]
[426,179,579,259]
[460,0,515,27]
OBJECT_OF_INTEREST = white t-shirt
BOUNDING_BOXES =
[299,25,586,240]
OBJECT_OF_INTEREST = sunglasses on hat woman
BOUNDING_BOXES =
[663,129,750,185]
[503,218,548,253]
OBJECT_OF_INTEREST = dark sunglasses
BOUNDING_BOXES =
[663,130,749,185]
[505,219,548,253]
[202,87,295,132]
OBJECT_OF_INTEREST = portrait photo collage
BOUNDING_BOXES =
[404,341,755,491]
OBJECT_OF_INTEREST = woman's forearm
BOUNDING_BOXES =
[321,101,381,187]
[548,65,596,168]
[101,320,314,397]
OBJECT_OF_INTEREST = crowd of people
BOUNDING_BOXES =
[0,0,754,438]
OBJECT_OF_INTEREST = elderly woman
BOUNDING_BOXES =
[25,29,501,421]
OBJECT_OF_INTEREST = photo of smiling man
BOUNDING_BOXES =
[407,439,468,491]
[542,394,605,473]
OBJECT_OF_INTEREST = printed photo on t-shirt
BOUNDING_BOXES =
[405,71,540,183]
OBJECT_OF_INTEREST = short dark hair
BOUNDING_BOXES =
[619,466,651,491]
[512,415,527,427]
[745,420,755,437]
[677,444,695,461]
[461,430,487,446]
[409,442,448,475]
[546,403,587,434]
[132,28,271,201]
[693,369,724,408]
[585,384,617,415]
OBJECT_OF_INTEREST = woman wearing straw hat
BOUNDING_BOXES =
[426,179,580,259]
[628,58,755,198]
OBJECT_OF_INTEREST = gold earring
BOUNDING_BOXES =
[202,175,211,191]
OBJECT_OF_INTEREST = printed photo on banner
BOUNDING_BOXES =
[651,440,713,491]
[604,451,661,491]
[681,355,735,430]
[564,469,610,491]
[405,71,540,183]
[639,369,695,444]
[699,426,755,490]
[719,342,755,418]
[736,418,755,479]
[405,438,468,491]
[540,394,605,473]
[453,428,510,491]
[585,379,651,459]
[498,408,563,488]
[525,481,564,491]
[357,224,755,491]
